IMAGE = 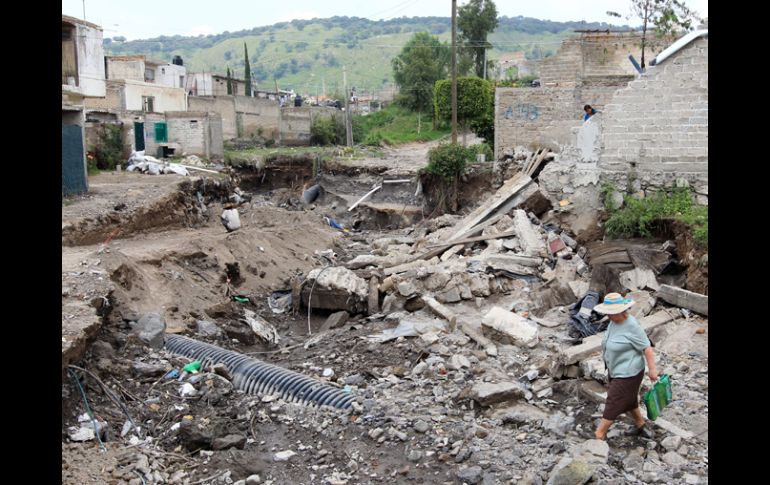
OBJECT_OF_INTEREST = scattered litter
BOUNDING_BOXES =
[268,290,293,314]
[569,291,605,337]
[367,318,447,343]
[179,383,197,397]
[242,309,280,345]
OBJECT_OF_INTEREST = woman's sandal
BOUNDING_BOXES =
[626,423,655,439]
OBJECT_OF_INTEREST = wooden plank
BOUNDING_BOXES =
[560,310,677,365]
[526,148,550,176]
[406,214,507,263]
[657,285,708,316]
[426,229,516,248]
[449,173,532,239]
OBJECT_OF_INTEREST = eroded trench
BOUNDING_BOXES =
[62,156,708,485]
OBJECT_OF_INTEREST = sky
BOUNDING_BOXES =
[62,0,708,41]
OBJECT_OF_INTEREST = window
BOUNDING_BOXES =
[161,68,166,74]
[142,96,155,113]
[179,76,184,88]
[145,68,155,82]
[233,83,238,95]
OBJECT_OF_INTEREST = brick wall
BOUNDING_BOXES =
[83,81,124,111]
[279,107,340,146]
[599,36,708,195]
[188,96,237,139]
[167,112,208,156]
[188,95,280,140]
[539,39,583,86]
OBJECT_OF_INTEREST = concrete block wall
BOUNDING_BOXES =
[539,39,583,86]
[598,36,708,196]
[167,112,209,157]
[234,96,280,139]
[142,113,166,157]
[188,96,237,139]
[280,106,339,146]
[83,82,124,111]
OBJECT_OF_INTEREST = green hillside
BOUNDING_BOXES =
[105,16,626,97]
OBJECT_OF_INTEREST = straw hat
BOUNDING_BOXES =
[593,292,635,315]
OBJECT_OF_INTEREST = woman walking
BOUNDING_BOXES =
[593,293,658,440]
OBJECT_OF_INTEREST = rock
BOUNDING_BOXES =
[407,450,422,462]
[579,357,608,383]
[579,381,607,404]
[456,465,483,485]
[178,421,213,451]
[196,319,223,337]
[568,281,590,299]
[221,209,241,232]
[546,458,594,485]
[470,381,525,406]
[245,475,261,485]
[273,450,296,461]
[322,311,349,331]
[481,307,538,347]
[481,473,497,485]
[132,313,166,349]
[493,403,549,425]
[437,286,462,303]
[622,448,645,471]
[213,434,247,450]
[455,448,472,463]
[412,362,428,376]
[449,354,471,370]
[303,267,369,313]
[661,436,682,451]
[661,451,687,466]
[212,363,233,380]
[397,281,418,297]
[323,368,335,378]
[369,428,384,439]
[619,268,660,292]
[404,296,425,312]
[179,383,197,397]
[132,362,168,377]
[542,412,575,437]
[684,473,700,484]
[413,420,430,433]
[381,294,405,313]
[561,233,578,248]
[571,440,609,465]
[627,290,656,319]
[642,459,663,483]
[512,209,546,256]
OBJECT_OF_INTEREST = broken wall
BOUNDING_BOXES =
[599,36,708,202]
[188,96,237,140]
[83,81,125,111]
[280,106,340,146]
[188,95,280,141]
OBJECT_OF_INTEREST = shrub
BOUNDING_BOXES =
[310,116,342,145]
[425,143,471,180]
[467,143,493,161]
[91,124,124,170]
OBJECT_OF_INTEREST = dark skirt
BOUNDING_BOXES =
[602,370,644,420]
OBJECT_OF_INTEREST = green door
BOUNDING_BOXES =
[154,122,168,143]
[134,122,145,151]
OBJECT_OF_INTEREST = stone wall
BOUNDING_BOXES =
[280,106,340,146]
[188,95,280,140]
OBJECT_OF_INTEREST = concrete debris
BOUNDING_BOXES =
[303,267,369,313]
[657,285,708,316]
[620,268,660,291]
[512,209,547,256]
[273,450,296,462]
[196,319,223,337]
[221,208,241,232]
[626,290,656,318]
[367,316,446,343]
[242,310,280,345]
[470,381,526,406]
[481,307,539,347]
[320,311,349,331]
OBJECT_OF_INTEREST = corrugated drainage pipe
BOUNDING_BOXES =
[165,335,353,410]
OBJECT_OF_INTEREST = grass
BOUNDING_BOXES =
[224,145,376,166]
[353,105,451,146]
[604,185,708,246]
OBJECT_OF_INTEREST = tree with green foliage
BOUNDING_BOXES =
[608,0,700,69]
[243,43,252,96]
[434,77,493,142]
[391,32,450,114]
[457,0,499,78]
[226,67,233,95]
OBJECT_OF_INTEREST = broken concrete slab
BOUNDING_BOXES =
[559,310,677,365]
[481,307,539,347]
[512,209,546,257]
[242,310,280,345]
[368,277,380,315]
[383,257,439,276]
[579,356,608,383]
[568,280,590,299]
[491,402,550,424]
[579,380,608,404]
[626,290,656,319]
[653,417,695,441]
[657,285,708,316]
[303,267,368,313]
[470,381,526,406]
[620,268,660,291]
[422,296,458,330]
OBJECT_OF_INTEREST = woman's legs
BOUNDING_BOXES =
[595,418,613,440]
[629,407,646,428]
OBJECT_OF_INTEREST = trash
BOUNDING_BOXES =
[232,295,250,303]
[559,199,571,207]
[162,164,190,176]
[322,368,335,378]
[367,317,447,343]
[303,184,321,204]
[268,290,293,314]
[164,369,180,380]
[179,383,197,397]
[183,361,202,374]
[568,291,605,338]
[324,217,348,232]
[221,209,241,232]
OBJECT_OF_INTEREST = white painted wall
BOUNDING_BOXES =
[122,80,187,112]
[155,63,187,88]
[75,23,105,97]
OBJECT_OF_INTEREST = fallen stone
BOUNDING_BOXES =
[397,281,418,297]
[620,268,660,291]
[437,286,462,303]
[657,285,708,316]
[196,319,223,337]
[213,434,247,450]
[570,439,609,465]
[653,418,695,441]
[381,294,405,313]
[132,313,166,349]
[481,307,538,347]
[407,450,422,462]
[661,451,687,466]
[546,457,594,485]
[622,448,645,471]
[321,311,349,331]
[561,233,578,248]
[579,381,607,403]
[627,290,656,319]
[456,465,483,485]
[273,450,296,462]
[579,357,608,383]
[212,363,233,380]
[178,420,213,450]
[542,412,575,437]
[303,267,368,313]
[412,362,428,376]
[422,296,458,330]
[568,281,590,299]
[90,340,115,359]
[448,354,471,370]
[132,362,168,377]
[512,209,546,256]
[368,277,380,315]
[245,475,261,485]
[404,296,425,312]
[221,209,241,232]
[470,381,525,406]
[369,428,384,439]
[661,436,682,451]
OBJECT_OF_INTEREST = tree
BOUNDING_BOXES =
[434,77,493,142]
[608,0,700,69]
[243,43,252,96]
[226,67,233,95]
[391,32,450,114]
[457,0,499,78]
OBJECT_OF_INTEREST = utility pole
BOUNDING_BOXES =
[82,0,86,20]
[343,66,352,146]
[451,0,458,144]
[483,47,487,80]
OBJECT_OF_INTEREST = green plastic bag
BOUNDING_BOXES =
[643,374,673,421]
